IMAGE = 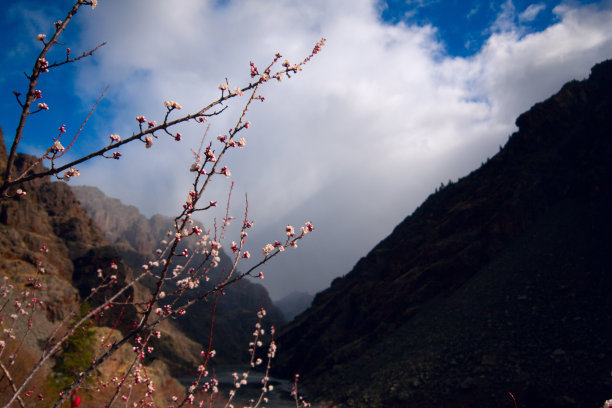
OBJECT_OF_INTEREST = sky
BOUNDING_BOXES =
[1,0,612,300]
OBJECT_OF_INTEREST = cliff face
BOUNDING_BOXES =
[71,185,286,364]
[0,129,187,404]
[0,129,108,324]
[275,60,612,407]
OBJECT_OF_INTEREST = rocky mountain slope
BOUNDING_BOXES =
[0,125,285,406]
[275,60,612,407]
[0,129,185,405]
[71,185,286,364]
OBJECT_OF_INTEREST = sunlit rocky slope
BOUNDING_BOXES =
[0,132,185,405]
[275,60,612,408]
[0,126,285,405]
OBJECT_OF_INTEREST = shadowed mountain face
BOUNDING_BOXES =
[275,60,612,407]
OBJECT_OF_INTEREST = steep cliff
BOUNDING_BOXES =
[276,60,612,407]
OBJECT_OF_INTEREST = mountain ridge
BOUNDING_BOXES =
[275,59,612,407]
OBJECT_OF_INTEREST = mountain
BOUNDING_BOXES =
[275,291,314,322]
[71,185,286,364]
[0,124,285,405]
[0,130,185,405]
[275,60,612,407]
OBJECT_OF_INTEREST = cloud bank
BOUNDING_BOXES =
[33,0,612,298]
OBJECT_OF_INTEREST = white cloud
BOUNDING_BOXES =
[57,0,612,298]
[519,3,546,23]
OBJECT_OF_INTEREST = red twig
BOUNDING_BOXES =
[508,392,518,408]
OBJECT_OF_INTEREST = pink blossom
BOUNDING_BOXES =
[262,244,274,256]
[37,34,46,42]
[286,225,295,237]
[38,58,49,72]
[220,166,231,178]
[144,136,153,148]
[109,133,121,142]
[205,149,216,162]
[62,168,80,180]
[37,102,49,110]
[136,116,146,123]
[163,100,182,109]
[51,140,64,152]
[301,221,314,234]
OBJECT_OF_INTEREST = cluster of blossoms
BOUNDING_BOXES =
[50,140,64,153]
[62,167,80,181]
[38,57,49,72]
[144,136,153,148]
[262,241,284,256]
[163,100,182,110]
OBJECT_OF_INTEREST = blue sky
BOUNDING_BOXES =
[382,0,602,55]
[2,0,612,299]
